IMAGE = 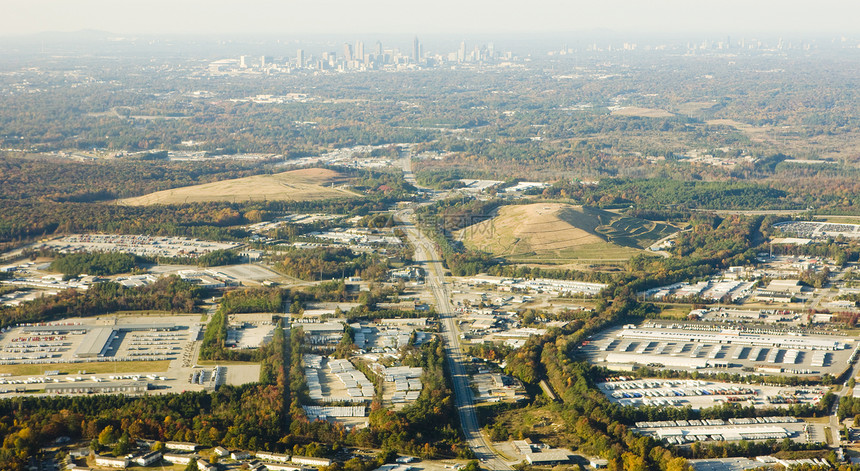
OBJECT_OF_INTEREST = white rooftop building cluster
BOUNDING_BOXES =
[302,355,374,402]
[377,366,423,403]
[36,234,239,258]
[642,280,756,302]
[302,405,366,421]
[467,276,606,296]
[329,359,374,399]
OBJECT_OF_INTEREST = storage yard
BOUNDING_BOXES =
[581,322,856,376]
[0,316,203,365]
[0,314,261,396]
[598,378,828,409]
[776,221,860,239]
[34,234,240,258]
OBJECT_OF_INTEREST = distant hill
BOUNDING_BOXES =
[457,203,676,262]
[120,168,359,205]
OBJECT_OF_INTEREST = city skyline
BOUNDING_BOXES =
[6,0,860,37]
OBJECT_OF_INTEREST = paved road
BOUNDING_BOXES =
[398,210,511,471]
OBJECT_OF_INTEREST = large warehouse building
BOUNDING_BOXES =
[583,323,855,375]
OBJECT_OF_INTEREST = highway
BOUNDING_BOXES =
[398,210,511,471]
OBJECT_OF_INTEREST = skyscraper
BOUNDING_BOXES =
[355,40,365,64]
[296,49,304,68]
[412,36,420,62]
[343,43,353,62]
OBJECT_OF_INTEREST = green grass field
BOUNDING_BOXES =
[0,360,170,376]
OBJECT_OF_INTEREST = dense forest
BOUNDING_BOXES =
[0,276,204,329]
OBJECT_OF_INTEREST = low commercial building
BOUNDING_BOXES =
[291,456,333,467]
[163,453,198,465]
[525,450,571,465]
[264,464,308,471]
[166,441,199,451]
[198,459,217,471]
[95,455,129,468]
[135,451,162,466]
[256,451,290,463]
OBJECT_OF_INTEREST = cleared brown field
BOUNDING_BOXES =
[120,168,359,205]
[458,203,675,262]
[611,107,675,118]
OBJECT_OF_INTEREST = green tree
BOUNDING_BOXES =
[98,425,117,446]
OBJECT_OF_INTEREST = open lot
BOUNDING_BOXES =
[216,263,284,282]
[458,203,675,262]
[610,106,675,118]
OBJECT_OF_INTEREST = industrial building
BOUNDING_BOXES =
[615,326,848,351]
[583,323,854,376]
[75,327,119,358]
[634,417,800,445]
[525,451,572,465]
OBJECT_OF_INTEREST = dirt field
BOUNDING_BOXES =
[120,168,359,205]
[674,101,718,115]
[224,364,262,386]
[611,107,675,118]
[458,203,675,262]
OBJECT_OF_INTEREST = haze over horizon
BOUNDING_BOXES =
[6,0,860,38]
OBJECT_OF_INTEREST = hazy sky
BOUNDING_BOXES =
[6,0,860,37]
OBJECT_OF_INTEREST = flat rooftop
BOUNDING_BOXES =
[75,327,116,358]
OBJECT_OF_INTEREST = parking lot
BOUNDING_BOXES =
[0,313,261,397]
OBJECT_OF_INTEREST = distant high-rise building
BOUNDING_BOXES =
[260,55,267,68]
[343,43,353,62]
[375,40,383,55]
[412,36,420,62]
[296,49,304,67]
[458,41,466,62]
[240,55,247,68]
[355,40,365,64]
